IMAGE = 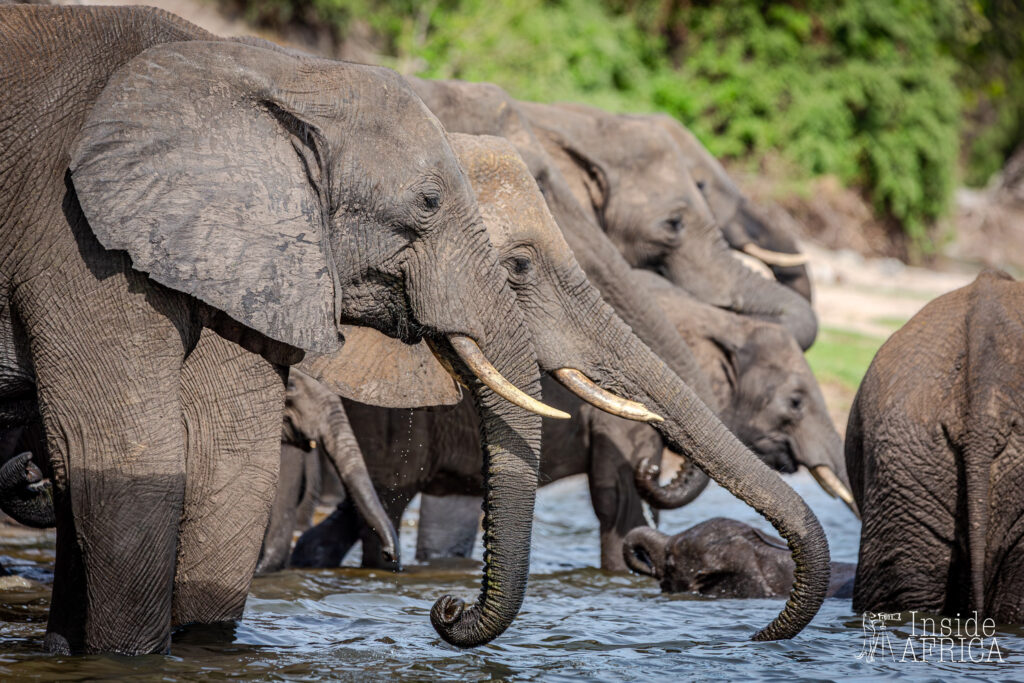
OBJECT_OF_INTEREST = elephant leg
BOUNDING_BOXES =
[16,275,197,655]
[586,410,664,571]
[416,494,481,561]
[173,330,284,626]
[255,444,305,576]
[290,496,362,568]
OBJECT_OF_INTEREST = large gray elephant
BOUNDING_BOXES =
[846,270,1024,622]
[515,101,818,349]
[294,134,833,640]
[1,5,556,653]
[623,518,855,599]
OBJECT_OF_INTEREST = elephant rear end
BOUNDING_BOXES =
[847,270,1024,622]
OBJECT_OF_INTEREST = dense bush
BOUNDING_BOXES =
[233,0,1023,253]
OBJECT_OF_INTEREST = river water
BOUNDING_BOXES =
[0,470,1020,680]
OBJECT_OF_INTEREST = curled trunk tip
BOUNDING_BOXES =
[634,455,710,509]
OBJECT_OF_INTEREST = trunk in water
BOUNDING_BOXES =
[428,295,543,647]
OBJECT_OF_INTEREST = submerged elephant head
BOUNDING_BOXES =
[68,41,558,648]
[624,519,855,599]
[440,134,831,641]
[521,102,817,350]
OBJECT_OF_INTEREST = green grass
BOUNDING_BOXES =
[806,326,887,394]
[869,315,911,332]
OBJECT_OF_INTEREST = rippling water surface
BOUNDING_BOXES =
[1,471,1020,680]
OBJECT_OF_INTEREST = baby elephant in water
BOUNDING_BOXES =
[623,518,855,599]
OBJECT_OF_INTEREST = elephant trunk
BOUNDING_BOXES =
[0,452,56,528]
[623,526,669,578]
[427,285,543,648]
[580,292,829,640]
[633,454,710,509]
[664,220,817,350]
[314,392,400,566]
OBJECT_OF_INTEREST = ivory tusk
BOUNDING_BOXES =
[553,368,664,423]
[811,465,860,519]
[742,243,810,267]
[448,335,570,420]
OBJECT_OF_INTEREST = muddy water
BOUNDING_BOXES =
[0,472,1020,680]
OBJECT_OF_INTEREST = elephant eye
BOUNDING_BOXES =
[663,216,683,233]
[695,180,707,193]
[420,191,442,212]
[503,254,535,285]
[788,394,804,412]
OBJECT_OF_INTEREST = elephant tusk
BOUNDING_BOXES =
[448,335,570,420]
[742,243,810,267]
[811,465,860,519]
[553,368,664,423]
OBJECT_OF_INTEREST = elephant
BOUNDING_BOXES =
[556,105,812,300]
[513,101,817,349]
[846,269,1024,622]
[1,4,560,653]
[292,133,834,642]
[0,451,54,529]
[257,369,400,575]
[623,518,855,599]
[411,269,850,570]
[627,269,853,513]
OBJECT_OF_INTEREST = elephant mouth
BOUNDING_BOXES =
[749,436,799,474]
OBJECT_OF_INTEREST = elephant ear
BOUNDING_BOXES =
[69,40,339,354]
[299,325,462,408]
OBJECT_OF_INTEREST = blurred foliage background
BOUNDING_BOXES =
[231,0,1024,255]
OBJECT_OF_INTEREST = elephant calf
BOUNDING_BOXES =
[624,518,855,599]
[847,270,1024,622]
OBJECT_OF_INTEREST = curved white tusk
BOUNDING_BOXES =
[742,243,811,267]
[811,465,860,519]
[553,368,664,423]
[448,335,570,420]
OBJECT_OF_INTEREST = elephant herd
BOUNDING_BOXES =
[0,3,1019,660]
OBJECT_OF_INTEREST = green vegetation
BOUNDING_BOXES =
[805,327,886,394]
[233,0,1024,253]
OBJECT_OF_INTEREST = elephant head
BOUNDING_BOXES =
[67,41,558,647]
[624,519,855,599]
[444,134,830,641]
[519,102,817,350]
[645,114,812,300]
[0,451,55,529]
[628,270,855,514]
[407,77,720,413]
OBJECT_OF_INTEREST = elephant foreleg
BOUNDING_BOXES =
[416,494,481,561]
[173,330,284,626]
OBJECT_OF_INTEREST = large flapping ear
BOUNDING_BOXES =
[299,325,462,408]
[70,40,339,354]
